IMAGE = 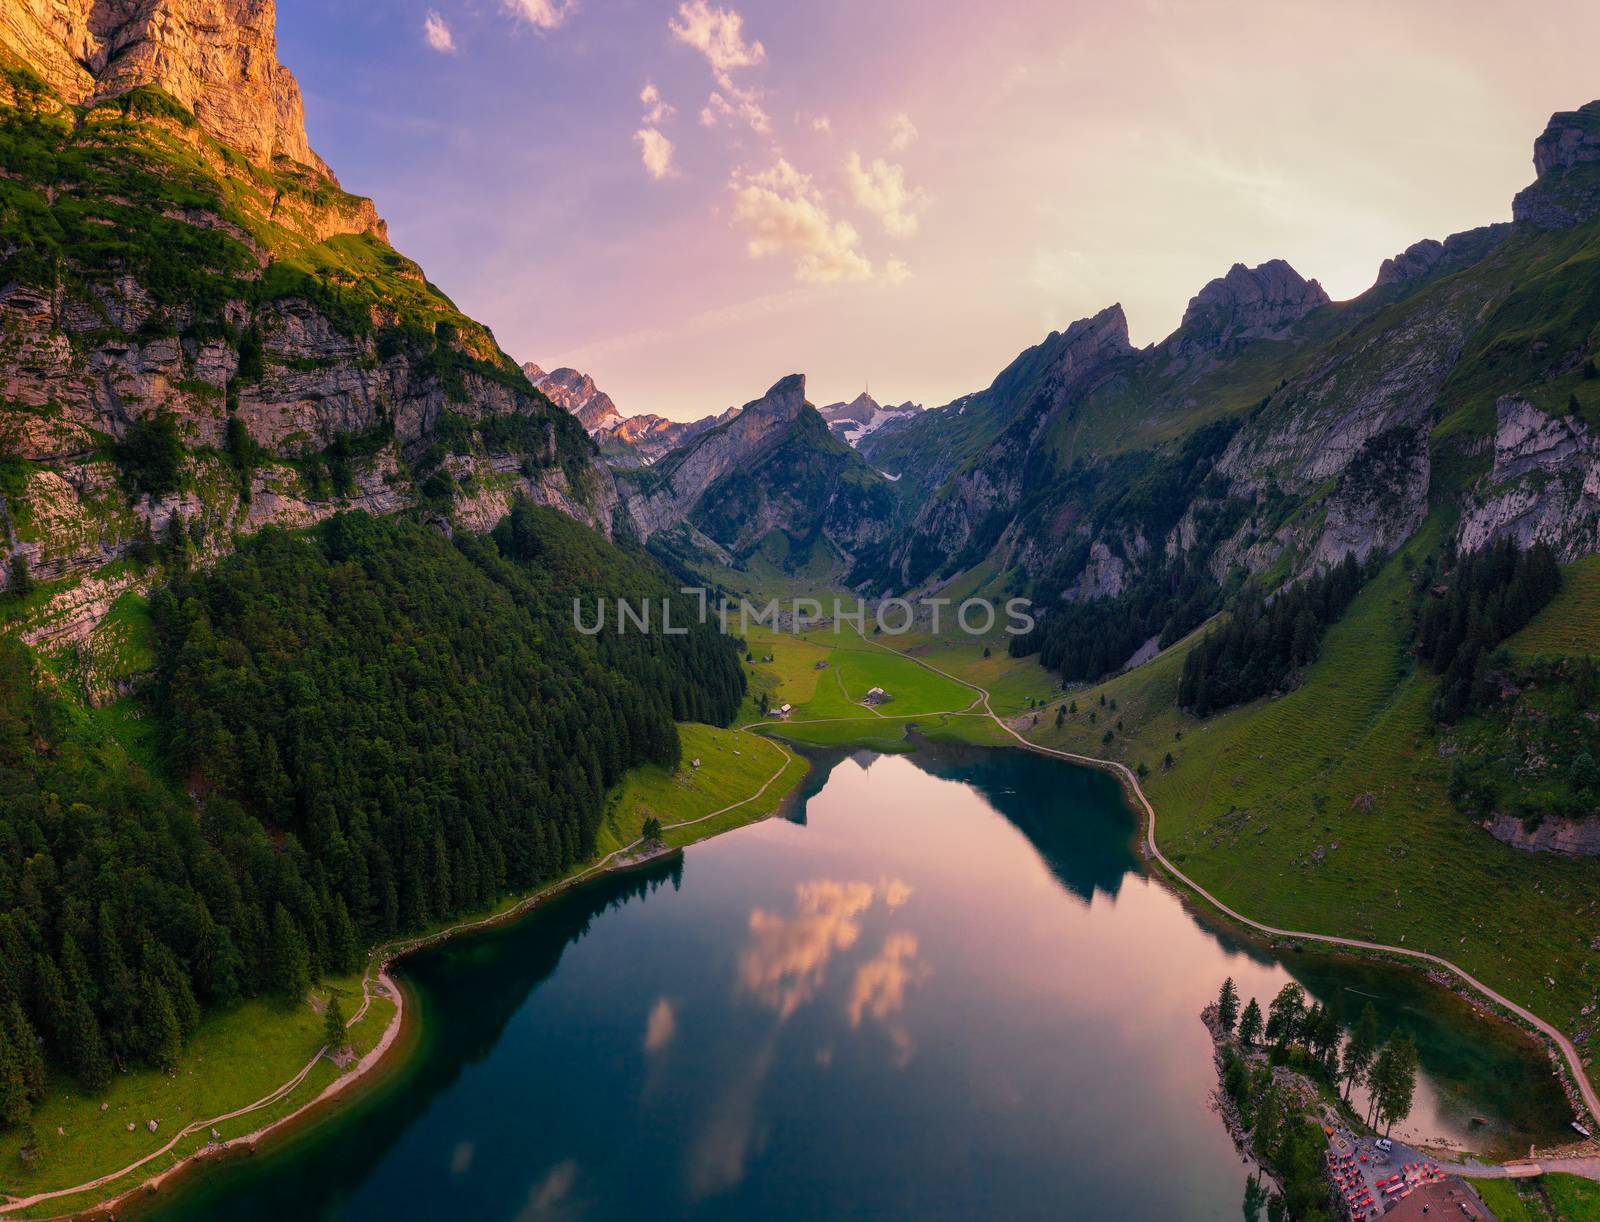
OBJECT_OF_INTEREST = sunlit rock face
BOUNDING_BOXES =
[1,0,321,169]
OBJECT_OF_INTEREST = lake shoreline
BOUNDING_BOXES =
[8,730,813,1221]
[26,733,1581,1218]
[55,846,690,1222]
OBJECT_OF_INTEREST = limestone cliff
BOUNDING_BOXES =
[1512,101,1600,229]
[0,0,618,653]
[1,0,320,169]
[1162,260,1329,360]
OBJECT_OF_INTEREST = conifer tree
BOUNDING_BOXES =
[1217,978,1240,1035]
[269,905,311,1003]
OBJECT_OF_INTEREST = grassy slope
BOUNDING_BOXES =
[1511,555,1600,659]
[1022,535,1600,1038]
[1469,1173,1600,1222]
[0,975,395,1217]
[601,722,808,850]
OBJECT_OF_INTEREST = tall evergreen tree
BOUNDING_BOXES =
[268,905,311,1004]
[1217,977,1240,1035]
[323,996,348,1054]
[1238,997,1264,1046]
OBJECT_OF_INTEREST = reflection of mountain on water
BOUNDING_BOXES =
[907,742,1141,904]
[406,854,684,1065]
[170,857,687,1217]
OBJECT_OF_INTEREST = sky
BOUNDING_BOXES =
[277,0,1600,420]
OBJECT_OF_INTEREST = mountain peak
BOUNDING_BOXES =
[1513,99,1600,229]
[745,374,808,420]
[1,0,319,170]
[1164,260,1328,357]
[523,363,624,432]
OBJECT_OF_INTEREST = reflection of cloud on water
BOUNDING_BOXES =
[737,878,913,1018]
[846,932,926,1026]
[687,1037,777,1201]
[517,1158,580,1220]
[644,997,677,1052]
[847,931,930,1066]
[689,876,927,1197]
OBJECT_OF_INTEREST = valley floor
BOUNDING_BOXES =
[10,547,1600,1216]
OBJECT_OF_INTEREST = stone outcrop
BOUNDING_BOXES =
[1486,813,1600,857]
[1373,224,1510,289]
[1458,398,1600,561]
[1,0,321,170]
[1512,101,1600,229]
[1163,260,1329,359]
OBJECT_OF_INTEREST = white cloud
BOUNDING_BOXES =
[669,0,766,73]
[887,111,918,153]
[845,152,924,238]
[640,81,675,125]
[699,82,770,134]
[670,0,769,134]
[423,10,457,54]
[732,159,874,284]
[634,128,677,180]
[503,0,572,31]
[883,257,911,285]
[812,115,832,134]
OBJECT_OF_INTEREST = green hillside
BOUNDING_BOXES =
[1023,533,1600,1038]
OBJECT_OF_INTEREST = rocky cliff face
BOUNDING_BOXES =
[0,0,618,651]
[615,374,811,537]
[609,374,897,563]
[1458,398,1600,561]
[869,304,1135,588]
[1,0,319,169]
[1512,101,1600,229]
[1163,260,1329,360]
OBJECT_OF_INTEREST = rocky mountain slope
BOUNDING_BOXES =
[0,1,620,654]
[613,374,899,566]
[860,104,1600,602]
[817,391,921,446]
[523,359,740,464]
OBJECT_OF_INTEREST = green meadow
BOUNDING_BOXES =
[1469,1173,1600,1222]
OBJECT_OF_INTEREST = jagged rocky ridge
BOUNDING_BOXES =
[859,102,1600,603]
[613,374,900,566]
[523,360,742,464]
